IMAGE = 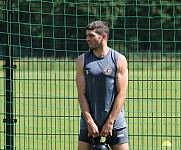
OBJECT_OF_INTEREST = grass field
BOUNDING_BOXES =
[0,58,180,150]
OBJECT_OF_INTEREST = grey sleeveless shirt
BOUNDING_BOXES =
[80,48,127,130]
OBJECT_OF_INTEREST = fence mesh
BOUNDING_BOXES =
[0,1,180,150]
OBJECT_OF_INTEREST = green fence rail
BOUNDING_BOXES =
[0,1,180,150]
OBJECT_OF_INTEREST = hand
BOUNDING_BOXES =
[100,121,113,137]
[87,120,99,138]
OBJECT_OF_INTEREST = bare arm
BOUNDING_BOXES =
[76,54,99,137]
[108,54,128,123]
[100,54,128,137]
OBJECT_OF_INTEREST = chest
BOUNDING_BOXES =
[84,56,117,78]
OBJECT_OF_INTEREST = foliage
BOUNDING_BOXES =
[0,0,181,58]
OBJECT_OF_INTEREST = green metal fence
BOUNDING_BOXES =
[0,0,180,150]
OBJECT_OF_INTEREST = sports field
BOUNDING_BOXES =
[1,0,181,149]
[0,57,180,150]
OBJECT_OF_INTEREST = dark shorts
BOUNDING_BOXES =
[78,127,129,146]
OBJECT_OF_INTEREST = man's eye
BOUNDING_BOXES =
[89,35,94,37]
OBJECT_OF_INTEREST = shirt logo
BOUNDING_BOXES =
[117,134,125,137]
[103,66,112,75]
[86,70,89,74]
[85,68,91,75]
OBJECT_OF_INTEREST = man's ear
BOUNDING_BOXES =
[102,34,107,40]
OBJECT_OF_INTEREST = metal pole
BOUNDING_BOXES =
[4,0,16,149]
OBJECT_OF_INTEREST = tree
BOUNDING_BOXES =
[0,0,180,58]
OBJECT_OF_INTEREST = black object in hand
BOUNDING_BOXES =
[90,136,110,150]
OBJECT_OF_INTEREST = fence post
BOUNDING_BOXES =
[3,0,16,149]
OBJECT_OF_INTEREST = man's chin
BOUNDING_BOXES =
[88,47,94,50]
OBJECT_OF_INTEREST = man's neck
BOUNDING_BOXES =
[93,46,109,58]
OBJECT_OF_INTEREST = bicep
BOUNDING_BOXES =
[76,54,86,96]
[116,55,128,94]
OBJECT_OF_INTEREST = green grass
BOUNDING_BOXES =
[0,58,180,150]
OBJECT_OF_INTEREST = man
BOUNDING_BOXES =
[76,20,129,150]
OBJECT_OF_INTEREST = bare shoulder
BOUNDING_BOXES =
[117,54,128,71]
[76,53,84,68]
[76,53,85,76]
[115,53,128,82]
[76,53,84,62]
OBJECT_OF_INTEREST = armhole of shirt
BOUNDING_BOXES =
[83,53,87,68]
[84,51,92,68]
[110,48,119,72]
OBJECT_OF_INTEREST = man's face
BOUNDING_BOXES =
[86,30,103,50]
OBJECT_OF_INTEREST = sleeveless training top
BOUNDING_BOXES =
[80,48,127,130]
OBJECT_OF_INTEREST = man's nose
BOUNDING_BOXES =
[86,36,89,41]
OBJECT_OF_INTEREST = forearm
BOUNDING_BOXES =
[78,94,94,124]
[100,94,126,137]
[107,94,126,124]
